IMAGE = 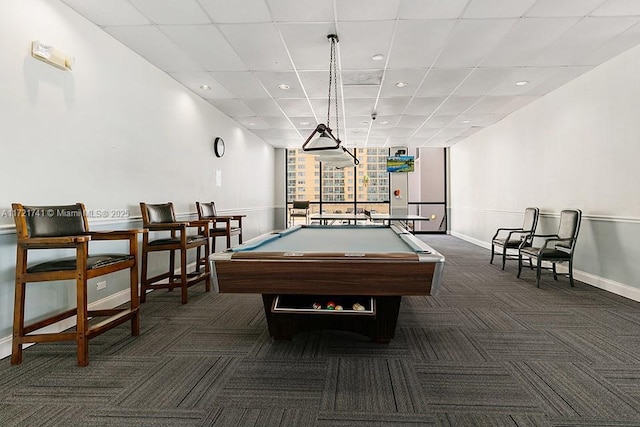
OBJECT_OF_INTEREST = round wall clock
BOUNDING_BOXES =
[214,137,225,158]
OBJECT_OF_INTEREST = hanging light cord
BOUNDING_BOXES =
[327,34,339,142]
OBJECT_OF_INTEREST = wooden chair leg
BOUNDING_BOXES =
[501,246,507,270]
[569,260,575,287]
[76,273,89,367]
[517,253,523,278]
[11,280,26,365]
[552,263,558,280]
[536,259,542,288]
[130,264,140,336]
[180,248,188,304]
[490,244,495,264]
[140,248,149,303]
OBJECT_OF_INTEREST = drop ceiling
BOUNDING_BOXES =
[60,0,640,149]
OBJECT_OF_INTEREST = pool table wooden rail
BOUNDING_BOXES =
[211,257,437,296]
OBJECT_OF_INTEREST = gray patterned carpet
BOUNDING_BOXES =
[2,235,640,426]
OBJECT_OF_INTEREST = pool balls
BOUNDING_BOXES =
[312,302,322,310]
[352,303,365,311]
[335,305,343,310]
[326,301,336,309]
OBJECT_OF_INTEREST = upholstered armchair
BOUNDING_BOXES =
[518,209,582,287]
[11,203,142,366]
[490,207,539,270]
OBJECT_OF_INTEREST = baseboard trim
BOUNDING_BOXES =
[450,231,640,303]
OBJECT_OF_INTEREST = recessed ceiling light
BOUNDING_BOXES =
[379,120,389,125]
[462,120,471,124]
[277,84,290,90]
[248,122,256,126]
[371,54,384,61]
[395,82,408,88]
[515,80,529,86]
[299,121,310,126]
[200,84,211,90]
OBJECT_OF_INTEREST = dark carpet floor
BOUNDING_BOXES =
[2,235,640,426]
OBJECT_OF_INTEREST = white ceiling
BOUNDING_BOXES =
[61,0,640,149]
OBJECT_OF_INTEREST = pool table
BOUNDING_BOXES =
[209,225,444,342]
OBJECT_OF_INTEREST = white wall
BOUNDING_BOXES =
[450,40,640,300]
[0,0,277,356]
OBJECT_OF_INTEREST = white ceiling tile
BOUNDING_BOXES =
[337,21,397,71]
[388,20,456,69]
[437,96,482,115]
[529,17,640,66]
[198,0,271,23]
[490,67,565,95]
[452,67,513,96]
[397,115,428,127]
[129,0,211,24]
[262,116,296,129]
[390,127,416,137]
[435,19,518,68]
[160,25,247,71]
[266,0,334,22]
[169,71,235,99]
[463,0,538,19]
[342,85,382,98]
[218,23,293,71]
[345,115,373,128]
[422,115,458,128]
[369,128,394,138]
[255,71,308,98]
[279,24,340,71]
[336,0,402,21]
[298,71,334,98]
[243,98,287,116]
[380,69,428,98]
[60,0,151,25]
[104,25,204,72]
[416,69,472,96]
[278,99,316,117]
[493,95,541,115]
[371,115,401,127]
[405,97,446,115]
[481,18,581,66]
[593,0,640,16]
[235,117,270,129]
[526,66,593,94]
[412,127,440,138]
[344,98,377,116]
[398,0,468,19]
[207,99,255,116]
[376,97,412,115]
[210,71,270,98]
[466,96,519,114]
[584,20,640,64]
[525,0,605,17]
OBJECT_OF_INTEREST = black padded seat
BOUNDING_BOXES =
[148,236,207,246]
[27,254,135,273]
[492,238,522,248]
[520,247,571,260]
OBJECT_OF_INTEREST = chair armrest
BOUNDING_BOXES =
[492,227,523,239]
[18,235,91,248]
[87,229,146,240]
[145,222,189,231]
[540,237,574,250]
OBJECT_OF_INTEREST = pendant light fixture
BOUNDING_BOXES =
[302,34,359,168]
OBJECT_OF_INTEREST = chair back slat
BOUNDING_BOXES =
[522,207,539,232]
[20,204,87,238]
[142,203,176,225]
[197,202,217,219]
[556,209,582,249]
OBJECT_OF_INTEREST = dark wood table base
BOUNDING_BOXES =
[261,294,402,343]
